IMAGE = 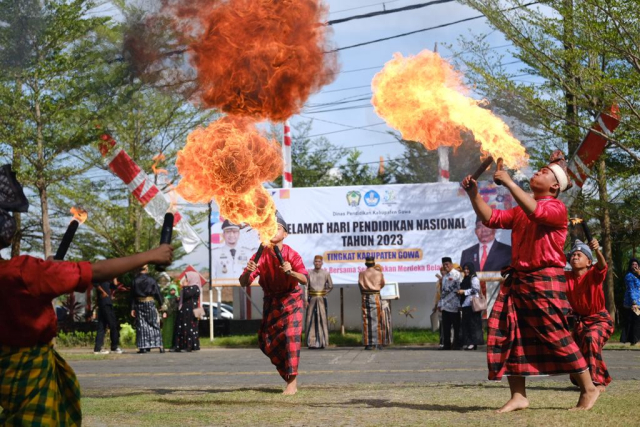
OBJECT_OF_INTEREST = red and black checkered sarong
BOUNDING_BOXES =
[259,288,303,380]
[573,310,614,386]
[487,267,588,380]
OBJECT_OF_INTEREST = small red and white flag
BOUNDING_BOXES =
[99,135,201,253]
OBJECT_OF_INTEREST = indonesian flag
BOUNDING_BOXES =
[99,134,201,253]
[561,105,621,207]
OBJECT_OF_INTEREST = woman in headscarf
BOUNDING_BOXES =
[622,258,640,346]
[161,283,180,350]
[457,262,484,350]
[174,271,202,352]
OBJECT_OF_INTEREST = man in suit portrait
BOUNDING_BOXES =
[460,216,512,272]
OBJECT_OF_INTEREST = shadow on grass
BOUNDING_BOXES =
[87,387,284,399]
[343,399,493,412]
[443,382,579,393]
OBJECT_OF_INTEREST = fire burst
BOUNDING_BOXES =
[371,50,528,169]
[175,117,283,243]
[164,0,338,122]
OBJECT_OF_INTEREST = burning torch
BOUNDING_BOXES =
[54,207,88,260]
[569,217,599,251]
[156,212,174,271]
[273,245,291,275]
[469,155,504,185]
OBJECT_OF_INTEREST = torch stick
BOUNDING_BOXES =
[156,212,174,271]
[253,244,265,264]
[471,156,495,181]
[273,245,291,275]
[54,220,80,261]
[494,157,504,186]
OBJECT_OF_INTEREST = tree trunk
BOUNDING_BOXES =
[563,0,580,155]
[11,151,21,258]
[35,96,52,257]
[596,157,616,320]
[38,183,52,258]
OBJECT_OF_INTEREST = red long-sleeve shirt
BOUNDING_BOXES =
[565,265,608,316]
[485,198,568,272]
[0,255,93,347]
[246,245,308,296]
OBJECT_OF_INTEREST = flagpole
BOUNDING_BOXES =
[208,201,214,342]
[283,121,292,188]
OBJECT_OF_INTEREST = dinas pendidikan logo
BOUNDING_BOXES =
[346,191,361,207]
[364,190,380,207]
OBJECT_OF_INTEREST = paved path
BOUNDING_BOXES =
[69,347,640,390]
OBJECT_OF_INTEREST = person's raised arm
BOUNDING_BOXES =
[461,175,492,222]
[494,170,537,215]
[92,245,173,283]
[239,260,257,287]
[588,239,607,271]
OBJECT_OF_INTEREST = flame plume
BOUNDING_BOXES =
[162,0,338,122]
[71,207,88,224]
[175,117,283,243]
[372,50,528,169]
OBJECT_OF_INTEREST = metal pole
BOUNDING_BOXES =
[340,287,345,336]
[208,202,214,342]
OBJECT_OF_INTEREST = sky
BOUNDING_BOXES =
[179,0,525,269]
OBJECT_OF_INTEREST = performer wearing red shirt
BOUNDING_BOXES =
[240,213,308,395]
[0,164,173,426]
[461,151,598,412]
[565,238,613,391]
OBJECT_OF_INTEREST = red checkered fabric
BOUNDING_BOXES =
[258,288,303,380]
[574,310,614,386]
[487,267,588,380]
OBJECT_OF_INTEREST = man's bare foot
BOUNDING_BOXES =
[283,376,297,395]
[596,385,606,393]
[570,387,599,411]
[496,395,529,413]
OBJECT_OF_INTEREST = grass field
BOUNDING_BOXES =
[82,380,640,426]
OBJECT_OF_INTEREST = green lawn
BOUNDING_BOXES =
[82,380,640,426]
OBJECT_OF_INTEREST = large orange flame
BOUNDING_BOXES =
[372,50,528,169]
[175,117,283,243]
[162,0,338,122]
[71,207,88,224]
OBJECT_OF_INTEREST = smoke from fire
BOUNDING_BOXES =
[372,50,528,169]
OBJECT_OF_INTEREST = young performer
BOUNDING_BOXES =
[0,164,173,425]
[305,255,334,349]
[358,256,386,350]
[93,279,122,354]
[565,238,613,392]
[240,213,308,395]
[461,151,598,412]
[130,265,165,354]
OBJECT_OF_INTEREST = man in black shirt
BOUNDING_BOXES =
[93,279,122,354]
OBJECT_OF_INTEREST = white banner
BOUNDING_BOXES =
[210,181,513,285]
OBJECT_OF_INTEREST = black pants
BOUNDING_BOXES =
[94,303,120,351]
[621,307,640,344]
[441,310,461,349]
[460,306,485,346]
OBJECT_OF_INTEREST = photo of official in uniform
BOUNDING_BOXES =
[211,220,255,279]
[459,216,511,272]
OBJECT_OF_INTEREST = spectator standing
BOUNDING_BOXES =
[358,256,385,350]
[437,257,462,350]
[457,263,484,350]
[305,255,334,349]
[622,258,640,346]
[131,265,164,354]
[93,279,122,354]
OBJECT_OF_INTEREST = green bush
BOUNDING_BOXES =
[119,323,136,346]
[56,331,96,347]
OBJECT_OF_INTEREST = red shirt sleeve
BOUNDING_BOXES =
[527,199,567,228]
[21,258,93,299]
[588,264,608,286]
[289,250,308,276]
[485,208,517,230]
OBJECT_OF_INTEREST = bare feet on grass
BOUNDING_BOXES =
[283,376,297,395]
[570,387,599,411]
[496,394,529,413]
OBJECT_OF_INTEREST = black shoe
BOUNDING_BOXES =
[137,349,147,354]
[375,345,383,350]
[159,348,165,353]
[364,345,374,350]
[439,347,451,350]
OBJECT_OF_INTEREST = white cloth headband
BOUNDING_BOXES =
[548,164,569,192]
